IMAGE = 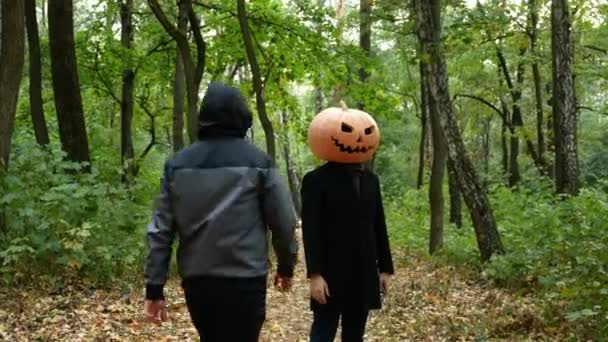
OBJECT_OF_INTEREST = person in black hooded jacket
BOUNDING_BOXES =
[143,82,298,342]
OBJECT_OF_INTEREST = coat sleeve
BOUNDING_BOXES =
[300,172,324,277]
[262,167,298,277]
[144,161,177,300]
[373,175,394,274]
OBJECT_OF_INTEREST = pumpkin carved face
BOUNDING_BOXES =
[308,104,380,163]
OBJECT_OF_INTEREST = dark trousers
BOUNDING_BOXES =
[182,276,266,342]
[310,307,369,342]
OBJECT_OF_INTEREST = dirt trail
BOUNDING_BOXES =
[0,250,558,341]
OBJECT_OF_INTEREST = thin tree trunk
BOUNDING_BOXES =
[281,111,302,217]
[120,0,135,181]
[357,0,372,110]
[482,118,491,183]
[417,61,428,190]
[428,91,447,254]
[332,0,346,105]
[415,0,504,261]
[172,0,187,152]
[448,157,462,228]
[147,0,205,145]
[501,116,509,176]
[237,0,276,162]
[25,0,50,146]
[551,0,579,195]
[529,0,546,172]
[48,0,91,167]
[497,48,525,186]
[0,0,26,171]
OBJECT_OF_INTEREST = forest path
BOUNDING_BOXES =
[1,236,559,341]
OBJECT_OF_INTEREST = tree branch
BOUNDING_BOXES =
[455,93,505,120]
[91,47,121,105]
[147,0,186,43]
[583,44,608,54]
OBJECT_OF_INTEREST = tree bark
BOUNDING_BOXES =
[496,48,526,186]
[417,61,428,190]
[482,118,491,182]
[171,0,187,152]
[120,0,135,181]
[551,0,579,195]
[0,0,26,171]
[357,0,372,110]
[448,157,462,228]
[237,0,276,162]
[48,0,91,167]
[414,0,504,261]
[147,0,205,145]
[25,0,50,146]
[529,0,546,172]
[428,87,447,254]
[281,111,302,217]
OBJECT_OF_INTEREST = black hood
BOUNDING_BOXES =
[198,82,253,139]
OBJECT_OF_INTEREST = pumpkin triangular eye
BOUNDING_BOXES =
[364,126,375,135]
[341,123,354,133]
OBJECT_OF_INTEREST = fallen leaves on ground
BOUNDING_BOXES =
[0,249,573,341]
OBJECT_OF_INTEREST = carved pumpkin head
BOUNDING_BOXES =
[308,102,380,163]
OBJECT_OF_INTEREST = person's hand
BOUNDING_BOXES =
[143,299,168,324]
[380,273,392,295]
[274,274,293,292]
[310,274,330,304]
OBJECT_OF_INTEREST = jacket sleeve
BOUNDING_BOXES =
[144,161,176,300]
[300,172,324,277]
[262,167,298,277]
[374,175,394,275]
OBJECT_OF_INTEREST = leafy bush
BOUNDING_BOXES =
[487,183,608,337]
[386,180,608,338]
[0,143,152,288]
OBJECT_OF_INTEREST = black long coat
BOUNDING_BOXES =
[301,162,394,311]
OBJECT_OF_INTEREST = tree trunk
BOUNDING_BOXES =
[281,111,302,217]
[0,0,26,171]
[331,0,346,106]
[551,0,579,195]
[448,157,462,228]
[147,0,205,145]
[48,0,91,167]
[501,116,509,176]
[25,0,50,146]
[414,0,504,261]
[496,48,525,186]
[120,0,135,181]
[482,118,491,179]
[171,0,187,152]
[237,0,276,162]
[529,0,546,172]
[357,0,371,110]
[417,61,428,190]
[428,89,447,254]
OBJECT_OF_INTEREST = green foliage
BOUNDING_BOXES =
[486,184,608,337]
[0,143,150,288]
[386,180,608,338]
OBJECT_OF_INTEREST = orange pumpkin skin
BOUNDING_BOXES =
[308,106,380,163]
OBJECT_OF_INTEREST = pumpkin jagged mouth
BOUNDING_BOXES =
[331,137,375,154]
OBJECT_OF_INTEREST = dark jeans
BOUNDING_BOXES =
[182,275,267,342]
[310,307,369,342]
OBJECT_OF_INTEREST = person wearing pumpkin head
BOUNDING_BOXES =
[143,82,298,342]
[301,102,394,342]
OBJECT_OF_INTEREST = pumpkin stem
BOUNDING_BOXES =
[340,100,348,111]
